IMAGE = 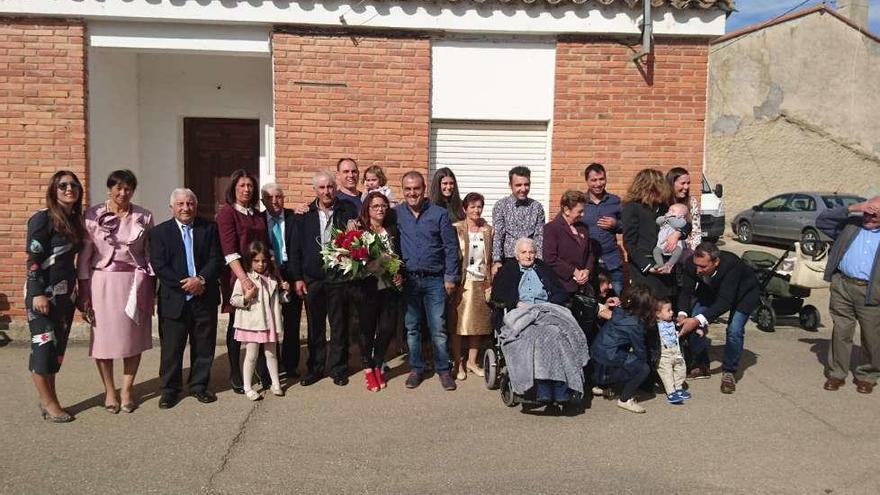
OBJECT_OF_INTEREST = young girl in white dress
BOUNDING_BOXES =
[231,241,290,400]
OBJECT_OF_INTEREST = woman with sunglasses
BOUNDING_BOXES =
[26,171,86,422]
[349,191,403,391]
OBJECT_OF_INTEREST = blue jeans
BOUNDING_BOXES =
[535,380,569,402]
[404,275,451,374]
[687,303,748,373]
[608,267,625,297]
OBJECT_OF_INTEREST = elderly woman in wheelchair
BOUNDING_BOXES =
[485,238,590,411]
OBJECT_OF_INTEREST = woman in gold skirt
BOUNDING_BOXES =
[449,192,494,380]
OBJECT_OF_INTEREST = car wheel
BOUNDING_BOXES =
[737,221,753,244]
[801,228,820,256]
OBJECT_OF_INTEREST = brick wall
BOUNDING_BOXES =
[551,38,709,211]
[272,29,431,206]
[0,18,88,324]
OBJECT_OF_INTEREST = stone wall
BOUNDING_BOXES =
[707,11,880,228]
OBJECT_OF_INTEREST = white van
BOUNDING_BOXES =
[701,173,724,240]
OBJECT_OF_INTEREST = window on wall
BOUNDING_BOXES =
[429,121,551,222]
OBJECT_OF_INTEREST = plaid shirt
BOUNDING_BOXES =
[491,195,545,262]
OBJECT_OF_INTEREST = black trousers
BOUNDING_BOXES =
[279,294,303,375]
[303,279,350,378]
[225,309,270,389]
[351,279,401,369]
[159,299,218,395]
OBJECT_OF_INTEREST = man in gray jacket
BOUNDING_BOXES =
[816,196,880,394]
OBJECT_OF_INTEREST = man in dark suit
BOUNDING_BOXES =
[149,188,223,409]
[289,171,358,387]
[677,241,760,394]
[261,183,303,379]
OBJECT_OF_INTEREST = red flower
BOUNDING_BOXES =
[351,247,369,261]
[334,232,346,248]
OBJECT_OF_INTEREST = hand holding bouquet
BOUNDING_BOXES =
[321,228,402,286]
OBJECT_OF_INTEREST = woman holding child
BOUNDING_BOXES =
[621,168,688,298]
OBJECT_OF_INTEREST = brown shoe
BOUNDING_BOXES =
[720,372,736,394]
[823,377,845,391]
[687,367,710,380]
[854,379,875,394]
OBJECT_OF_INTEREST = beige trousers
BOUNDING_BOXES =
[657,345,687,395]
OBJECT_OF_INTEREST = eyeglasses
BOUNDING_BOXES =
[370,204,389,210]
[57,182,81,192]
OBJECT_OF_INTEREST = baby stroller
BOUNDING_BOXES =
[483,304,589,412]
[741,241,828,332]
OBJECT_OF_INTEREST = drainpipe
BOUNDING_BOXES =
[632,0,653,61]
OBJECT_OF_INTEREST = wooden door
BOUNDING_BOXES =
[184,118,260,220]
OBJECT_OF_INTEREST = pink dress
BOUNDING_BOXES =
[78,203,155,359]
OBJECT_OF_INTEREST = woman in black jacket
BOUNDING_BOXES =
[621,168,689,298]
[26,171,86,423]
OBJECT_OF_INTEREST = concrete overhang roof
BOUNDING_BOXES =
[431,0,733,8]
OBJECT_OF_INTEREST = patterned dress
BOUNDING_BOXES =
[25,210,78,375]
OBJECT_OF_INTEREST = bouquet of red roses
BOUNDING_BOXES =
[321,227,402,285]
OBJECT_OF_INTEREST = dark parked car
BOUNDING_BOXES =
[732,192,865,246]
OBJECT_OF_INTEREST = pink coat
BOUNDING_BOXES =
[78,203,153,278]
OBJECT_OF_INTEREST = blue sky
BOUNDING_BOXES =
[726,0,880,35]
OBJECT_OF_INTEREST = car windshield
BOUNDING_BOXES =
[702,175,711,194]
[822,195,864,209]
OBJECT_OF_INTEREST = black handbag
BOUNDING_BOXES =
[568,285,599,336]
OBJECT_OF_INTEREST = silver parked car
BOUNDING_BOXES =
[732,192,865,246]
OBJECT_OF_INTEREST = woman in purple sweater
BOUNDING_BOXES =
[216,169,270,394]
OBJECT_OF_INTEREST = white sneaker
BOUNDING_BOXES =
[591,386,604,397]
[616,398,646,414]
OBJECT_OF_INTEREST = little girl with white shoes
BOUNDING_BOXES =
[230,241,289,400]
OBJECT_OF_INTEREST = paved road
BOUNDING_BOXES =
[2,236,877,494]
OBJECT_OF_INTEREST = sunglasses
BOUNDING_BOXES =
[57,181,81,192]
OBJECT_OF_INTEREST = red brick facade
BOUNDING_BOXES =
[551,38,708,208]
[0,22,711,326]
[0,18,88,322]
[272,29,431,207]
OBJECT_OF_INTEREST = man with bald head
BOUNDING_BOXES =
[817,195,880,394]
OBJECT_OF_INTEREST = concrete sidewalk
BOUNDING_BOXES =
[1,311,878,494]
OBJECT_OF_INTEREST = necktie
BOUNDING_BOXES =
[271,217,285,264]
[182,224,196,300]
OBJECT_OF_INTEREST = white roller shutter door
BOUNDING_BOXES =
[429,121,551,223]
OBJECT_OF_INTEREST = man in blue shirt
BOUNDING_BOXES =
[395,171,460,391]
[581,163,624,295]
[817,196,880,394]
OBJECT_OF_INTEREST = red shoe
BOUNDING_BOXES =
[374,367,386,389]
[365,369,380,392]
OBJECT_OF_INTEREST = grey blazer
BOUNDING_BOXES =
[816,205,880,305]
